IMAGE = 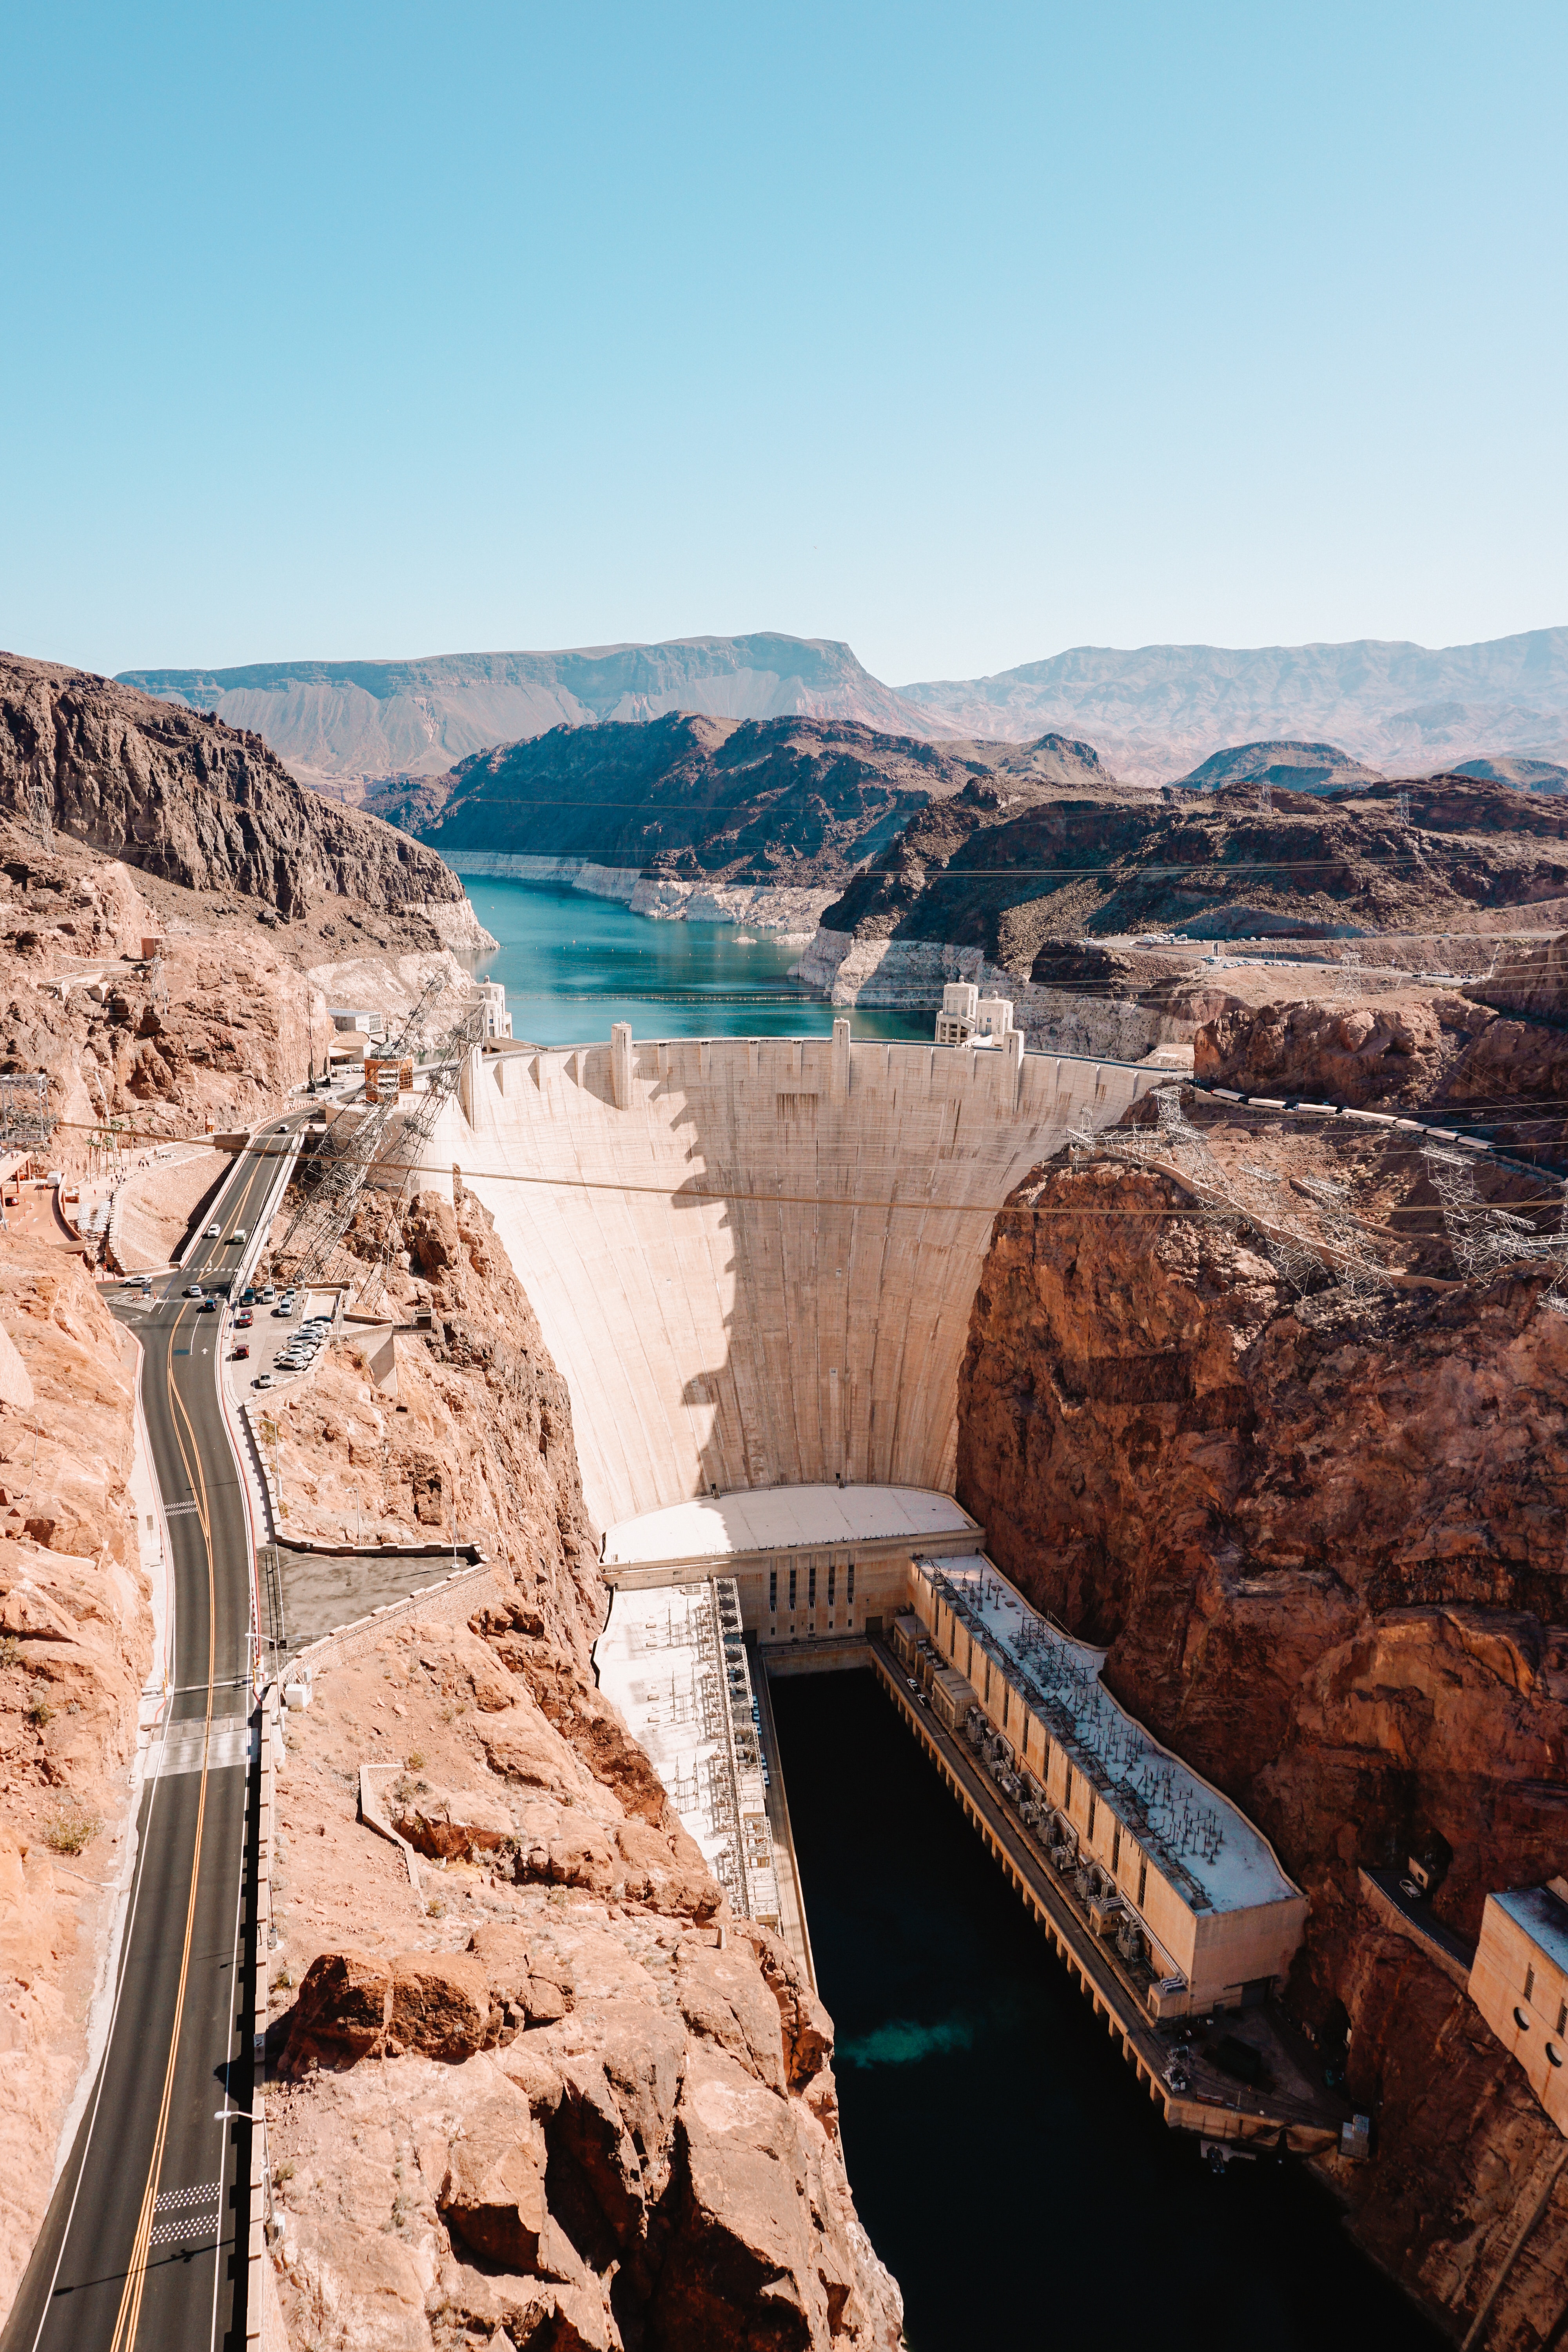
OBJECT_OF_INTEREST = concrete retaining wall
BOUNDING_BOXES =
[287,1558,501,1675]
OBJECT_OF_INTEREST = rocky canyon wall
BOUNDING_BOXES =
[0,1237,148,2327]
[257,1184,902,2351]
[0,653,465,920]
[956,1094,1568,2342]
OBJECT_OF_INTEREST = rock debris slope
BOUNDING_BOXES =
[957,1092,1568,2340]
[259,1184,902,2351]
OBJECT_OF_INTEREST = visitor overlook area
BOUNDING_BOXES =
[419,1020,1166,1530]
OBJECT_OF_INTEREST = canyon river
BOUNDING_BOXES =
[465,879,1445,2349]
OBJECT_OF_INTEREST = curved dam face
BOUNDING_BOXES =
[426,1029,1158,1532]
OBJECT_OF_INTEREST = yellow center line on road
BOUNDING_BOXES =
[107,1280,222,2352]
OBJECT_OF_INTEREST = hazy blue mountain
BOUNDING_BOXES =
[120,626,1568,794]
[1454,754,1568,793]
[1173,740,1384,793]
[118,634,951,789]
[898,629,1568,782]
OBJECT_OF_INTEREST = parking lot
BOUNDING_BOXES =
[220,1281,343,1401]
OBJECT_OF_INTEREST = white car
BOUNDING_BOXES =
[230,1226,247,1244]
[254,1372,275,1389]
[205,1223,221,1238]
[184,1283,204,1298]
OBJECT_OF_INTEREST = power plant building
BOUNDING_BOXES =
[908,1555,1307,2016]
[1469,1883,1568,2135]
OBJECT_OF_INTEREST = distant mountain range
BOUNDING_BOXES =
[118,636,930,791]
[119,625,1568,790]
[897,629,1568,782]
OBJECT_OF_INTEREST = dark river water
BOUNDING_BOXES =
[770,1673,1443,2352]
[464,875,930,1049]
[461,880,1443,2351]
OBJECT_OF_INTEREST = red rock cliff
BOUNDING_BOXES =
[957,1098,1568,2343]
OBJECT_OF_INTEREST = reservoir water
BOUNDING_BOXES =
[461,879,1444,2350]
[770,1673,1445,2352]
[465,875,930,1049]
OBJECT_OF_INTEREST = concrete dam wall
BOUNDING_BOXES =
[424,1028,1159,1532]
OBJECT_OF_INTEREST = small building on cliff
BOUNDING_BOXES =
[909,1555,1308,2018]
[1469,1882,1568,2134]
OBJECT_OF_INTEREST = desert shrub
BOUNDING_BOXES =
[45,1807,101,1854]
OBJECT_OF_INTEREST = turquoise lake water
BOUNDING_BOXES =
[461,875,930,1048]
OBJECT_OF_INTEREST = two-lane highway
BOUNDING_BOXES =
[3,1119,302,2352]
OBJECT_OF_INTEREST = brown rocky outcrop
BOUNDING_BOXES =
[260,1177,899,2349]
[0,1234,146,2326]
[267,1626,902,2350]
[0,652,464,920]
[1195,992,1491,1107]
[822,774,1568,975]
[957,1098,1568,2340]
[1194,951,1568,1160]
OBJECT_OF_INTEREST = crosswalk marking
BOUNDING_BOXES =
[156,1719,256,1777]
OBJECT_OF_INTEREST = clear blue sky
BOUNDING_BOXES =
[2,1,1563,684]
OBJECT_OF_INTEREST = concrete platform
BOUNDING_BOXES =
[270,1543,482,1649]
[603,1483,979,1572]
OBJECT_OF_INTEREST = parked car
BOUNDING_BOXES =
[241,1287,256,1306]
[253,1372,275,1389]
[234,1308,253,1328]
[260,1284,276,1302]
[205,1222,221,1238]
[232,1343,250,1359]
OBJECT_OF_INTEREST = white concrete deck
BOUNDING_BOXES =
[594,1577,783,1936]
[602,1483,979,1568]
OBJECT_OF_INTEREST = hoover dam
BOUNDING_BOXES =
[409,1018,1343,2170]
[422,1022,1160,1533]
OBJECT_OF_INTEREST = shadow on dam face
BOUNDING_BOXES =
[429,1031,1159,1532]
[772,1670,1443,2352]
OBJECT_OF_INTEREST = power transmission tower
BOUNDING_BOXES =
[269,971,450,1289]
[355,996,489,1312]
